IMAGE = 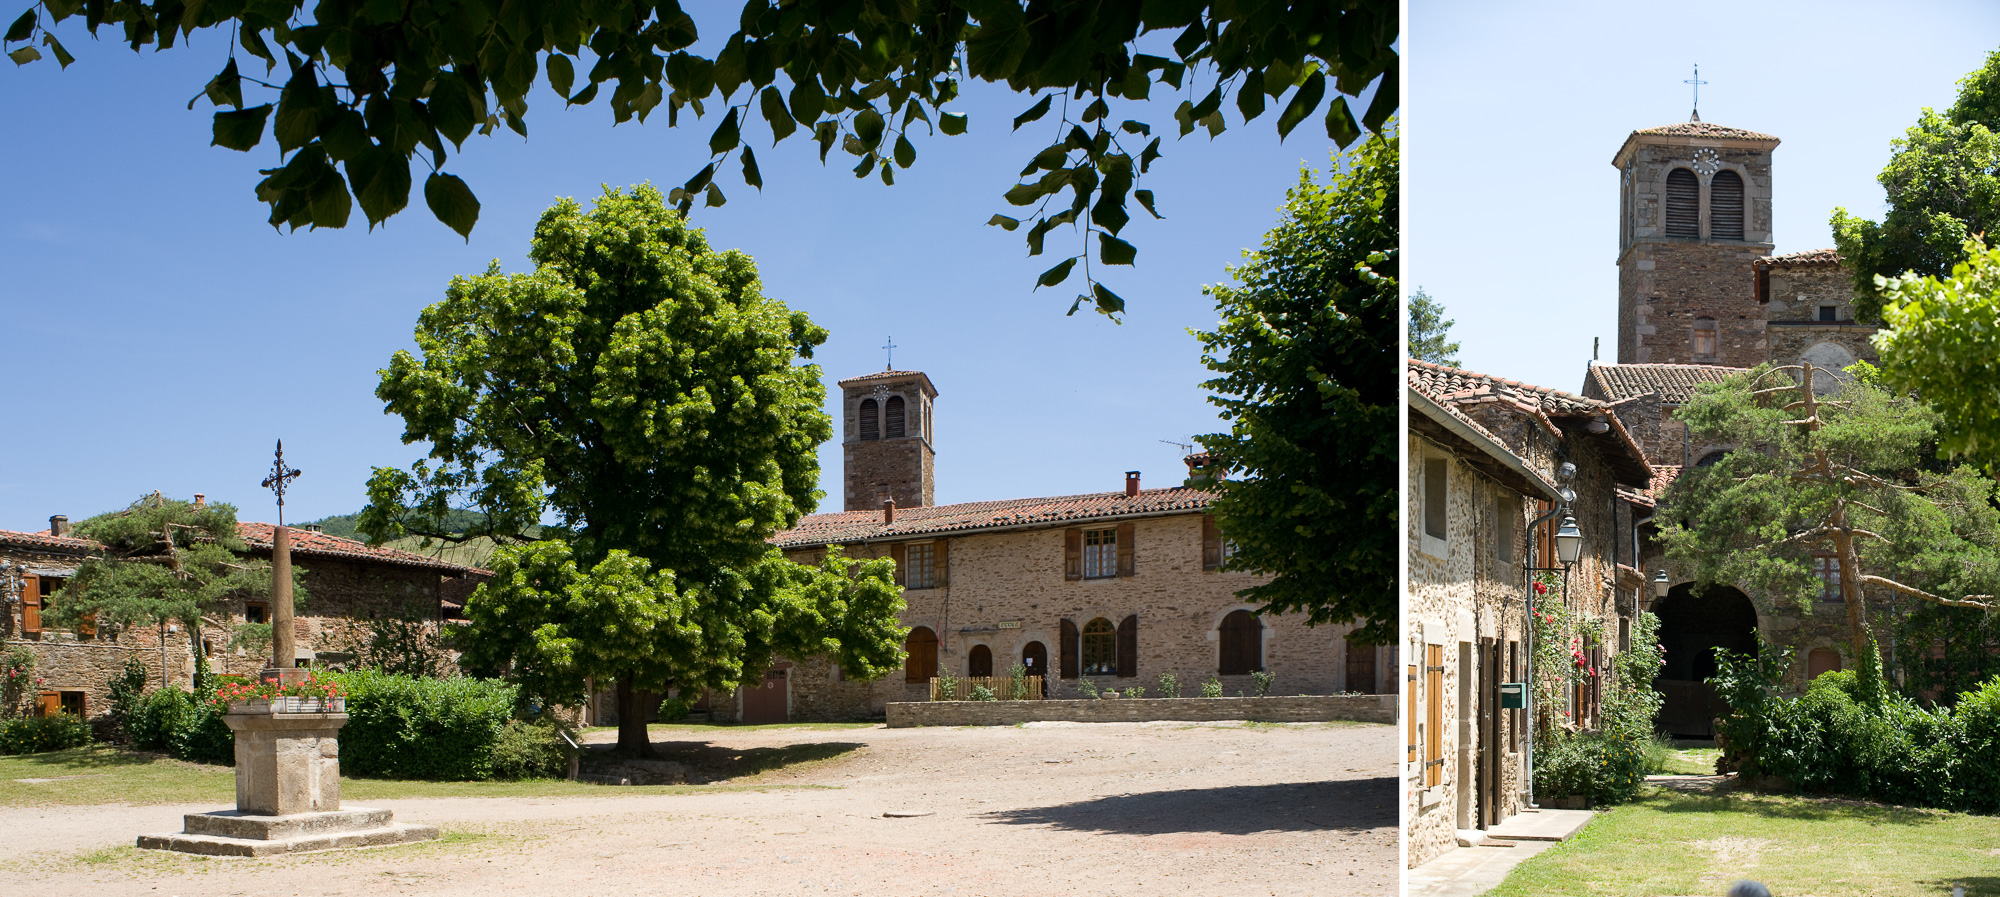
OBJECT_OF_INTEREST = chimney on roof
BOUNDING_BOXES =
[48,515,69,537]
[299,524,322,533]
[882,498,896,525]
[1124,471,1141,498]
[193,494,205,509]
[1183,452,1226,485]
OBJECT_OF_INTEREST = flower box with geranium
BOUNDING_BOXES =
[210,672,345,714]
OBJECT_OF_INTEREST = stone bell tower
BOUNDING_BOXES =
[838,369,937,512]
[1614,120,1780,367]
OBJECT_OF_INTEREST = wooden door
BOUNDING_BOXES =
[741,667,788,724]
[1345,635,1376,693]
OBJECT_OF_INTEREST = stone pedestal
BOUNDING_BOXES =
[137,707,438,856]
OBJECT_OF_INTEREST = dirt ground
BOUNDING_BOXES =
[0,720,1395,897]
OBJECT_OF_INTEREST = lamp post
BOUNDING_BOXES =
[1654,569,1671,600]
[1554,515,1583,567]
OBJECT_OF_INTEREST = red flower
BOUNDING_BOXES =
[1533,581,1548,595]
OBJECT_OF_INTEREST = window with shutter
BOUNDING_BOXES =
[1080,618,1116,675]
[859,398,879,441]
[904,627,938,682]
[1060,619,1079,678]
[888,542,907,586]
[1710,169,1744,240]
[1692,319,1718,358]
[1082,528,1117,579]
[885,395,905,438]
[933,539,948,588]
[1665,167,1699,237]
[903,543,936,589]
[38,691,60,717]
[1116,615,1138,678]
[1219,609,1263,675]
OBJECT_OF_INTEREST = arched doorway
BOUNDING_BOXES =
[1653,583,1759,737]
[968,644,993,677]
[1021,641,1048,696]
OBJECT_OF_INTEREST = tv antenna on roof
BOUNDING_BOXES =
[1160,439,1194,455]
[1685,63,1708,121]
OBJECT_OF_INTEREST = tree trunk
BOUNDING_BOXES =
[615,672,653,758]
[1831,514,1873,662]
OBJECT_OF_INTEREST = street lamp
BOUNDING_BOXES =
[1653,569,1671,599]
[1554,515,1583,567]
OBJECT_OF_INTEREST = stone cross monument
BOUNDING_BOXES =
[137,441,438,856]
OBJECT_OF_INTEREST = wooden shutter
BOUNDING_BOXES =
[1406,664,1419,764]
[1060,618,1079,678]
[1710,169,1744,240]
[933,539,948,588]
[1115,523,1135,577]
[1202,516,1222,571]
[78,613,96,638]
[888,542,907,586]
[1064,528,1083,580]
[38,691,60,717]
[1665,167,1699,237]
[885,396,905,438]
[1116,615,1138,678]
[859,398,879,440]
[1426,644,1445,788]
[19,573,39,634]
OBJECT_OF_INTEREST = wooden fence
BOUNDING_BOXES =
[930,676,1045,701]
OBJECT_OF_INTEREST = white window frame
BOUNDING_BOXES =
[1082,527,1117,579]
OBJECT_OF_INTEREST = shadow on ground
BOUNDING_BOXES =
[1922,877,2000,897]
[1,746,167,770]
[582,740,865,780]
[982,778,1394,835]
[1639,788,1950,827]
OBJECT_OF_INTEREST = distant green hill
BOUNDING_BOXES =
[300,508,496,543]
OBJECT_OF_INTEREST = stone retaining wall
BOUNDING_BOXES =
[885,694,1393,727]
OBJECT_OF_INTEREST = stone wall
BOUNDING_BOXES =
[710,512,1370,723]
[885,694,1393,727]
[1406,431,1475,868]
[1619,241,1769,367]
[841,437,934,513]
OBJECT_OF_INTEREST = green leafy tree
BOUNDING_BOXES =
[1831,51,2000,320]
[1872,237,2000,462]
[363,185,905,753]
[1405,286,1458,366]
[48,493,306,689]
[1,1,1395,311]
[1659,365,2000,664]
[1191,128,1396,644]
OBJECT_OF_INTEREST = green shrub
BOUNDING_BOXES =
[489,718,571,780]
[1157,672,1181,698]
[0,713,94,754]
[655,695,692,722]
[969,685,996,701]
[105,658,150,743]
[1076,679,1100,699]
[933,672,960,701]
[1250,671,1275,697]
[129,687,233,764]
[1954,675,2000,813]
[1201,677,1223,698]
[1533,730,1647,805]
[1122,687,1143,699]
[330,670,516,780]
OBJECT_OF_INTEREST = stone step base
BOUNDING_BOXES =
[184,807,394,841]
[138,821,440,857]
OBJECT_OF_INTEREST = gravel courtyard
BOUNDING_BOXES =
[0,720,1395,897]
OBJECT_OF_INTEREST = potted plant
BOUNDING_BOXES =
[211,672,345,714]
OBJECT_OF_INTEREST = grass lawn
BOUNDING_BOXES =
[0,744,840,809]
[1489,785,2000,897]
[1654,745,1721,776]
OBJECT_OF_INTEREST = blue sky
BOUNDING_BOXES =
[1407,0,2000,395]
[0,15,1363,532]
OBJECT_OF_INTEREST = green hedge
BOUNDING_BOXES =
[329,670,518,780]
[1534,729,1649,806]
[129,687,233,764]
[1736,669,2000,814]
[0,713,93,754]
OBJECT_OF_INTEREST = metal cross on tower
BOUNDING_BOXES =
[883,335,898,371]
[1685,64,1708,121]
[260,440,303,526]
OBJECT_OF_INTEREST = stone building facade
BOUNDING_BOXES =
[1,516,484,720]
[638,367,1382,726]
[1406,361,1654,869]
[838,369,937,512]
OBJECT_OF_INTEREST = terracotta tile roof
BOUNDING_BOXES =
[1646,465,1682,503]
[1632,121,1779,141]
[235,522,484,574]
[1408,359,1606,417]
[1586,363,1742,406]
[771,487,1215,548]
[1758,248,1841,268]
[0,529,103,554]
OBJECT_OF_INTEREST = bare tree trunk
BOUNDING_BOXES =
[615,673,653,758]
